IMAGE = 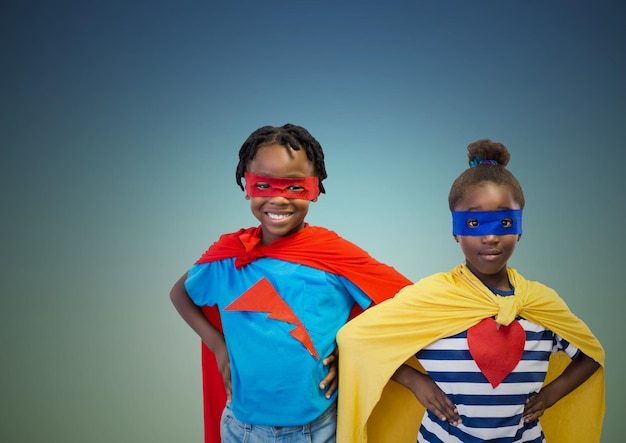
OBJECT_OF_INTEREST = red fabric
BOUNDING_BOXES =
[244,172,320,200]
[199,307,224,443]
[195,224,412,443]
[224,278,319,358]
[467,318,525,388]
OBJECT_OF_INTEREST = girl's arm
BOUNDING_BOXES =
[170,273,232,400]
[523,352,600,423]
[391,363,462,426]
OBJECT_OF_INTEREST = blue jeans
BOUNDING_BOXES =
[220,401,337,443]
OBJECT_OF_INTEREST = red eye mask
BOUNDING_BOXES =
[244,172,320,201]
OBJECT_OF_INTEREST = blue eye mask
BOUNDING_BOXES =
[452,209,523,236]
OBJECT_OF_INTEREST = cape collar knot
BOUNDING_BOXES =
[234,229,264,269]
[493,294,522,326]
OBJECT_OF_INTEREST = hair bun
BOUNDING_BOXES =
[466,139,510,167]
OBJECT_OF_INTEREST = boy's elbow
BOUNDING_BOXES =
[169,286,179,305]
[169,274,189,306]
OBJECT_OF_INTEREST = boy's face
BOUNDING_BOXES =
[453,182,522,289]
[246,143,316,245]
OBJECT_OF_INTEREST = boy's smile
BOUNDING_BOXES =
[266,212,291,220]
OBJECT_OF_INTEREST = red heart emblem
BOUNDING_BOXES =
[467,318,525,388]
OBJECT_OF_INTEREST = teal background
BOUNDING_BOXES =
[2,1,623,441]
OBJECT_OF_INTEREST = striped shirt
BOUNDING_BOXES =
[416,289,580,442]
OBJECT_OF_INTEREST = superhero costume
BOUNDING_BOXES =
[189,224,412,443]
[337,264,605,443]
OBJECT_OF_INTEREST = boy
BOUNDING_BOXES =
[170,124,411,442]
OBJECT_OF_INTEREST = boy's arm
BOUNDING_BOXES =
[170,273,232,400]
[523,352,600,423]
[391,363,462,426]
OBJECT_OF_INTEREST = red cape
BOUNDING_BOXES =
[194,225,412,443]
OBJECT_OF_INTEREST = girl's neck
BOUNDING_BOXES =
[467,263,511,292]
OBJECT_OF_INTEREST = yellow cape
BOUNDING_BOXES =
[337,264,605,442]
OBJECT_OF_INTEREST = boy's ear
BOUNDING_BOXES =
[517,234,522,242]
[453,234,459,243]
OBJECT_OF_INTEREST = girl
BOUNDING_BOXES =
[336,139,605,443]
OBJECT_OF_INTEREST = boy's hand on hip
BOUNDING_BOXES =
[319,348,338,399]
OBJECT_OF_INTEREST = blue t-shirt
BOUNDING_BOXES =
[185,257,373,426]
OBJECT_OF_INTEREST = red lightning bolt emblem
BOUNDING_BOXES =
[224,278,319,359]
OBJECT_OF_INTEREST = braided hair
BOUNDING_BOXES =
[448,138,525,210]
[235,124,327,194]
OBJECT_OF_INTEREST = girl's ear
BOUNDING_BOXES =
[245,195,250,200]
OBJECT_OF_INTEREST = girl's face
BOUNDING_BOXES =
[453,181,522,290]
[246,143,316,245]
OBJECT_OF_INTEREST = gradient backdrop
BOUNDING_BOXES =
[3,1,624,442]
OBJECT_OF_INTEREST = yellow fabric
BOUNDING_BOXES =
[337,264,605,443]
